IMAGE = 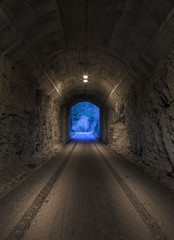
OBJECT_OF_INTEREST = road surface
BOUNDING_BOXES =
[0,133,174,240]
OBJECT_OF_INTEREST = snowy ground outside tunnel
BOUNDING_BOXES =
[71,132,97,141]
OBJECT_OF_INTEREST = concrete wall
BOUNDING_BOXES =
[0,56,62,171]
[107,49,174,189]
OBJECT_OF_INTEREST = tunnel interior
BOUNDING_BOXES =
[69,101,100,140]
[0,0,174,193]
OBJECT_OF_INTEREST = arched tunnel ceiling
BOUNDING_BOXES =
[1,0,174,107]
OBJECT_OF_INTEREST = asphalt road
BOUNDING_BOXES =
[0,134,174,240]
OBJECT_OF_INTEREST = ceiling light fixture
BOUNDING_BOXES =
[83,79,88,83]
[83,75,88,79]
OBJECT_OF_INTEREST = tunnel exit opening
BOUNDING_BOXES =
[69,102,100,140]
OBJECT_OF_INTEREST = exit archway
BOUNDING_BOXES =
[69,102,100,139]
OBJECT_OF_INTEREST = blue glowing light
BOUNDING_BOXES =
[69,102,100,139]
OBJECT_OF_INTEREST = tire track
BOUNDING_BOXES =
[93,141,169,240]
[6,142,78,240]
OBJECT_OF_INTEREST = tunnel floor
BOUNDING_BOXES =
[0,136,174,240]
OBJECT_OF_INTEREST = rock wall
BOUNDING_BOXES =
[126,51,174,178]
[107,86,132,160]
[107,49,174,189]
[0,56,62,172]
[25,89,62,157]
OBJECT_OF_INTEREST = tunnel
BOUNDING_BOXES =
[0,0,174,239]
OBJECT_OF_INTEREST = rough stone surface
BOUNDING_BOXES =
[0,56,62,196]
[0,56,37,169]
[107,49,174,191]
[25,89,62,156]
[107,106,132,160]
